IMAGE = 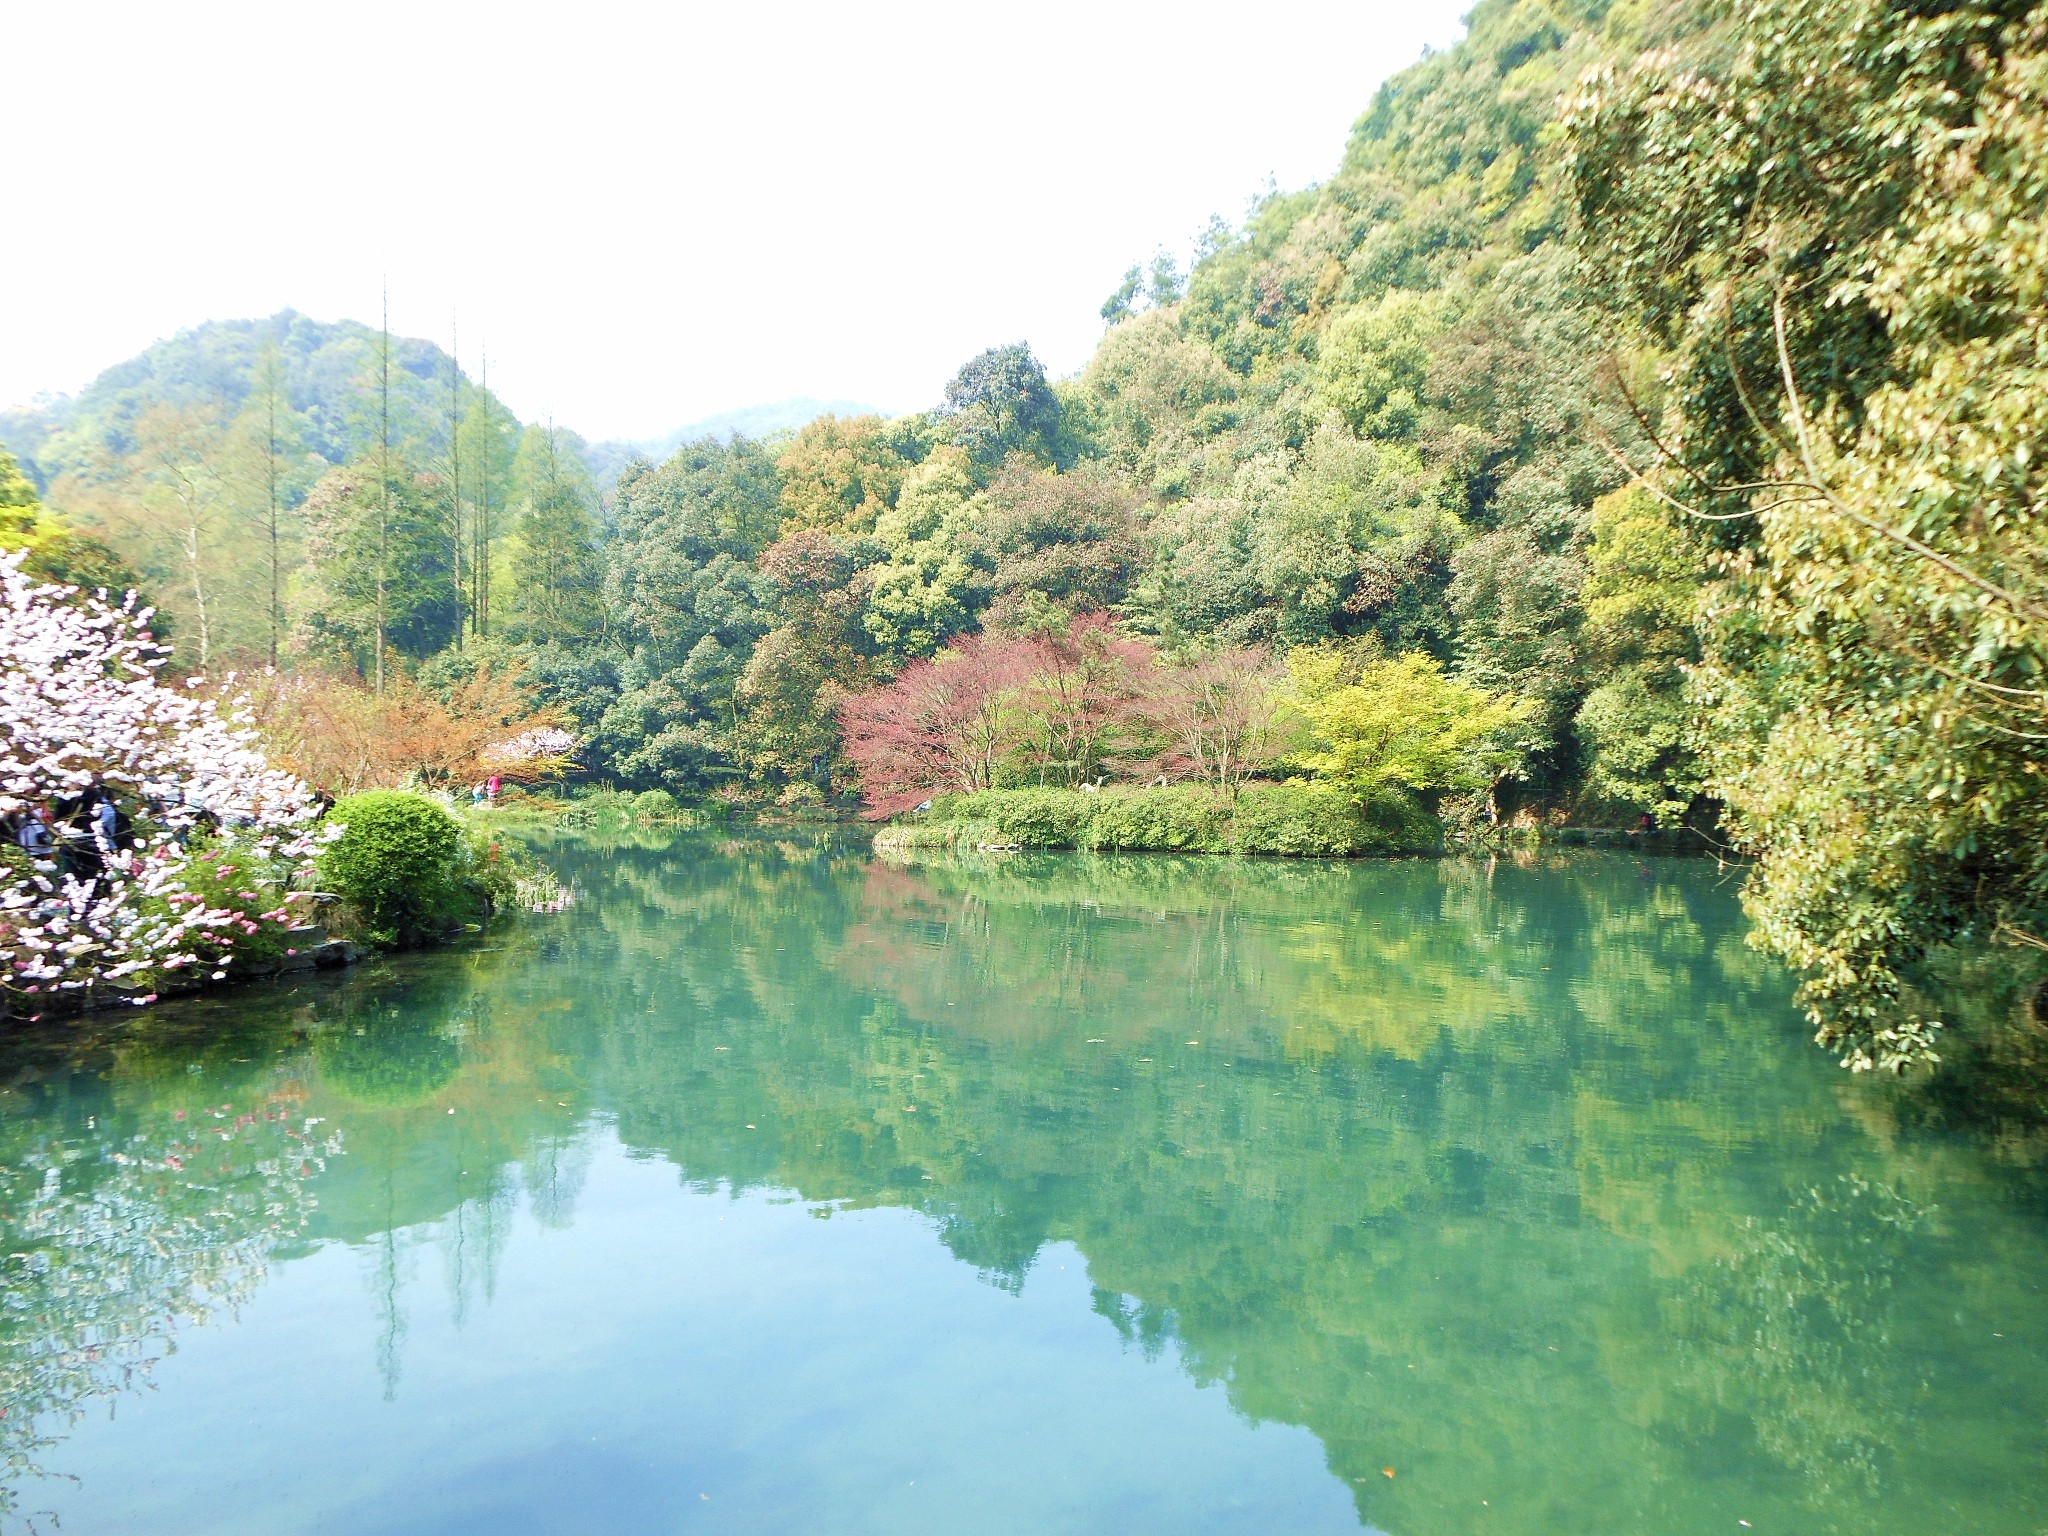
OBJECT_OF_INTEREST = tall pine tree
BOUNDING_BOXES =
[507,422,603,645]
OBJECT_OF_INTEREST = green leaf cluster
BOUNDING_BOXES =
[320,791,481,946]
[1564,0,2048,1068]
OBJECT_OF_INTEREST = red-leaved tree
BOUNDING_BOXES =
[838,632,1037,817]
[839,616,1294,814]
[1016,613,1156,787]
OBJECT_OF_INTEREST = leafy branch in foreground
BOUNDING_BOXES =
[1564,0,2048,1069]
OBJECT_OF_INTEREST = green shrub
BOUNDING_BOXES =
[564,785,636,823]
[912,782,1439,857]
[321,791,478,946]
[1359,790,1442,853]
[461,822,539,912]
[1230,783,1440,855]
[551,784,703,827]
[1084,786,1230,852]
[964,788,1095,848]
[1230,783,1372,856]
[633,788,682,821]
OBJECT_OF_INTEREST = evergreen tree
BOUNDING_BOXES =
[458,354,518,639]
[943,344,1062,473]
[301,459,459,674]
[507,424,603,645]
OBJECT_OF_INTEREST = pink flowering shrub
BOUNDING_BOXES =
[0,552,332,1011]
[169,847,305,973]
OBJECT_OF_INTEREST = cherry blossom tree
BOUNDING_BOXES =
[478,727,579,784]
[0,552,329,1011]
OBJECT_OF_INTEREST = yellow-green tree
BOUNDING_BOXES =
[775,414,904,535]
[1286,648,1524,802]
[1573,487,1705,822]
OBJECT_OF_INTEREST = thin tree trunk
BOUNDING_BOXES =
[182,520,211,669]
[449,319,463,649]
[477,352,491,638]
[377,286,391,695]
[266,352,281,669]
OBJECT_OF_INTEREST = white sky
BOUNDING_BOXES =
[6,1,1471,443]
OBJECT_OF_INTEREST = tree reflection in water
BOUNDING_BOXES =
[0,1062,334,1520]
[1,832,2044,1534]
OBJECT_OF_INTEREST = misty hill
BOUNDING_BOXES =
[582,397,879,491]
[1,317,876,498]
[0,311,508,493]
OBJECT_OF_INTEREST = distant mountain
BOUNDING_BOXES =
[653,397,881,452]
[582,397,880,491]
[0,317,883,502]
[0,311,505,493]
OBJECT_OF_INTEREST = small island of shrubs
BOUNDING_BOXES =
[844,625,1532,859]
[879,783,1437,857]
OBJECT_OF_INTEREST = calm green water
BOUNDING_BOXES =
[3,835,2046,1535]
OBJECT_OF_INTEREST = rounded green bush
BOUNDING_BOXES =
[321,791,476,945]
[633,788,681,820]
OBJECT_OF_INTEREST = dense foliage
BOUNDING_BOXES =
[8,0,2045,1066]
[1562,0,2048,1068]
[319,790,514,947]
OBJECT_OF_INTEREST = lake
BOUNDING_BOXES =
[2,833,2045,1534]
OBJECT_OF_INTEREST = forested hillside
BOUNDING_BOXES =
[3,311,491,487]
[485,0,1698,819]
[0,311,536,668]
[5,0,2044,1069]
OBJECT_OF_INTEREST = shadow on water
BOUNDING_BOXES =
[1881,950,2048,1208]
[2,832,2046,1533]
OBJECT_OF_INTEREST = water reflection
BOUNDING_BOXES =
[2,834,2045,1533]
[0,1054,335,1513]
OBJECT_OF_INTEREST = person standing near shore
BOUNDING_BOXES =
[50,793,104,891]
[14,805,55,860]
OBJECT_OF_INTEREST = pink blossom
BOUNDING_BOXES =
[479,727,577,770]
[0,551,335,1008]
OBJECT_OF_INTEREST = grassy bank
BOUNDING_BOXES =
[476,785,717,830]
[873,784,1439,858]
